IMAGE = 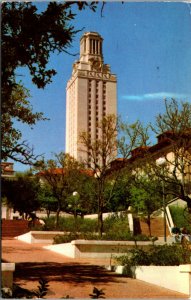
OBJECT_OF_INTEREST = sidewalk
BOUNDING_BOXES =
[2,239,189,299]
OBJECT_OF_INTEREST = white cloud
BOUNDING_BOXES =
[122,92,191,101]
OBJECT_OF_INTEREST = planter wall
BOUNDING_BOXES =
[1,263,15,289]
[115,264,191,296]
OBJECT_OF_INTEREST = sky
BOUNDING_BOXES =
[13,1,191,172]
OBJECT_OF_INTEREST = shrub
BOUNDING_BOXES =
[45,214,152,243]
[103,213,130,233]
[169,206,191,232]
[149,244,190,266]
[103,231,132,241]
[115,244,191,271]
[53,232,100,244]
[129,248,151,266]
[42,216,98,232]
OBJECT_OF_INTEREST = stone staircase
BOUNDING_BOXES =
[1,219,30,239]
[139,217,170,237]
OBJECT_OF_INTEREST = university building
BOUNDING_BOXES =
[65,32,117,165]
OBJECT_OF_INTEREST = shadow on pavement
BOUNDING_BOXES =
[15,262,123,285]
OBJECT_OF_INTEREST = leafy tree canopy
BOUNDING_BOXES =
[2,172,41,217]
[35,152,94,226]
[2,1,98,164]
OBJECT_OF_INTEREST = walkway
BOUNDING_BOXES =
[2,239,188,299]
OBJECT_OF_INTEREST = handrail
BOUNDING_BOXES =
[165,206,174,235]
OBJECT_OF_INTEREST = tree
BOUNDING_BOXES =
[103,171,132,213]
[149,99,191,213]
[2,172,41,218]
[129,176,162,236]
[2,1,98,164]
[66,173,96,218]
[80,114,149,236]
[37,185,58,218]
[1,83,46,164]
[35,152,93,227]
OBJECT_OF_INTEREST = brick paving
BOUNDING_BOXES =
[2,239,189,299]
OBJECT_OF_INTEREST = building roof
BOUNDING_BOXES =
[110,129,191,171]
[1,162,15,176]
[37,168,94,177]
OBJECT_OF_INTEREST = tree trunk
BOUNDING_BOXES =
[46,209,50,218]
[186,196,191,213]
[98,210,103,237]
[55,208,60,228]
[147,214,152,236]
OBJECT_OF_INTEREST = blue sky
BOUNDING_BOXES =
[14,2,191,172]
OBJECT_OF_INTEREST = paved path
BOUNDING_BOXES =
[2,239,188,299]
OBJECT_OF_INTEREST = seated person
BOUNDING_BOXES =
[171,224,180,235]
[180,227,191,242]
[171,224,181,243]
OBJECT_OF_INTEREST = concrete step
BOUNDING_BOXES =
[1,220,30,238]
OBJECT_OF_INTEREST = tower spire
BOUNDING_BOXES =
[80,32,103,63]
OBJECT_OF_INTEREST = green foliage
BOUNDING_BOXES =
[35,152,94,227]
[1,84,46,164]
[2,172,41,216]
[43,216,98,232]
[103,214,132,240]
[37,185,58,216]
[103,213,130,232]
[53,233,77,244]
[116,244,191,270]
[129,176,162,236]
[130,181,162,214]
[2,2,98,164]
[129,248,152,266]
[105,173,132,212]
[169,205,191,232]
[53,232,100,244]
[47,215,150,243]
[1,278,49,299]
[149,244,190,266]
[2,283,105,299]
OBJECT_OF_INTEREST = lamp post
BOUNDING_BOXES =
[156,157,167,243]
[72,191,79,219]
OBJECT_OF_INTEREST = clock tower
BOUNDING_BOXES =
[65,32,117,165]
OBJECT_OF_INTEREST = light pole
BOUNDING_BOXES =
[72,191,79,219]
[156,157,167,243]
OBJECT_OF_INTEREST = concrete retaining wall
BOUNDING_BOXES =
[114,264,191,296]
[16,231,66,244]
[43,239,163,259]
[1,263,15,289]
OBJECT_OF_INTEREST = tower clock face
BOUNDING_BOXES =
[93,60,100,68]
[91,59,102,71]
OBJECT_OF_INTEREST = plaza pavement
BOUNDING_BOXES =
[2,239,189,299]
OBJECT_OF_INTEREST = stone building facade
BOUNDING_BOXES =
[65,32,117,165]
